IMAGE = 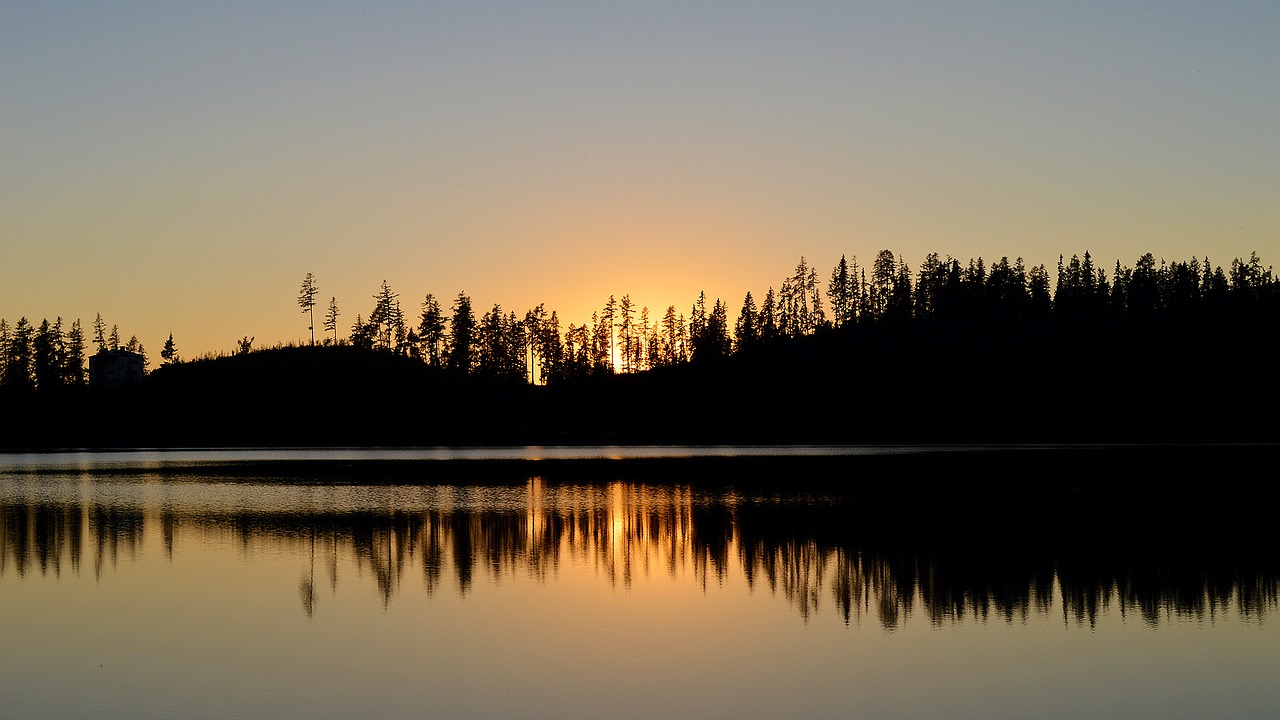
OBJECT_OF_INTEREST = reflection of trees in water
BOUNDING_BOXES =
[90,505,144,577]
[1,503,83,577]
[2,480,1277,628]
[0,501,138,579]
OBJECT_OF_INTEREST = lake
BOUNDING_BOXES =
[1,446,1276,719]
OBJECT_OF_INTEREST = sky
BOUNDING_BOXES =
[3,1,1277,356]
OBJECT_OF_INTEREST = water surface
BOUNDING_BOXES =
[1,448,1275,719]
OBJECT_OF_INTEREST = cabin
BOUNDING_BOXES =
[89,350,145,388]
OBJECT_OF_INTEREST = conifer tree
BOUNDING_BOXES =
[447,291,476,373]
[617,295,635,373]
[391,299,408,354]
[324,297,340,345]
[64,319,86,386]
[524,304,548,383]
[3,318,34,392]
[298,272,319,345]
[601,296,617,371]
[869,250,897,321]
[735,291,759,350]
[541,309,563,382]
[828,255,856,328]
[0,318,10,386]
[369,280,400,351]
[689,292,708,350]
[418,294,445,366]
[807,265,826,330]
[33,319,61,391]
[350,314,374,350]
[660,305,681,366]
[590,311,611,372]
[707,298,731,358]
[92,313,107,354]
[1028,264,1052,319]
[637,306,651,372]
[759,288,778,340]
[161,333,179,366]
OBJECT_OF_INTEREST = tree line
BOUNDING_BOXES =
[292,249,1277,384]
[0,312,183,394]
[5,248,1273,395]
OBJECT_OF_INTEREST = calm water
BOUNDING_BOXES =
[1,448,1276,719]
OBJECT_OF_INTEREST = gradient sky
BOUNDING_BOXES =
[3,1,1277,356]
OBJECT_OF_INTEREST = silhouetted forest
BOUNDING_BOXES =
[1,250,1276,446]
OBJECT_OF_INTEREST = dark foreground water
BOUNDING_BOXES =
[1,447,1276,719]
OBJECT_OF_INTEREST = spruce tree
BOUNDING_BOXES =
[760,288,778,340]
[59,318,83,386]
[3,318,34,392]
[418,294,445,366]
[0,318,10,386]
[324,297,340,345]
[447,291,476,373]
[828,255,854,328]
[735,291,759,350]
[33,319,61,391]
[161,333,178,366]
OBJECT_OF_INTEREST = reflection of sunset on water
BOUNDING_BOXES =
[3,477,1275,630]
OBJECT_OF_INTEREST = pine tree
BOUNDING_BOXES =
[637,306,651,373]
[601,296,617,371]
[92,313,107,354]
[298,272,319,345]
[524,304,548,383]
[590,311,611,372]
[504,310,525,380]
[541,309,563,382]
[616,295,635,373]
[660,305,681,366]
